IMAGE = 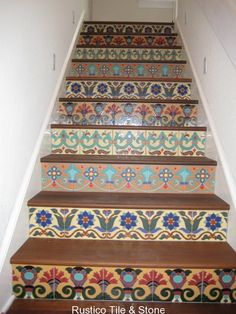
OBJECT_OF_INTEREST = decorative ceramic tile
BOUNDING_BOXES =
[51,129,80,154]
[58,102,198,127]
[146,130,179,156]
[179,131,206,157]
[65,80,191,100]
[54,266,104,300]
[70,62,186,79]
[82,23,175,34]
[80,129,113,155]
[201,269,236,303]
[190,211,228,241]
[12,265,54,299]
[75,48,184,62]
[113,130,146,155]
[78,34,178,47]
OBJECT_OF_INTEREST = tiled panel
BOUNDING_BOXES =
[65,81,191,100]
[58,102,198,127]
[42,163,215,194]
[51,128,205,157]
[75,48,184,61]
[81,23,175,34]
[70,62,186,79]
[78,34,178,47]
[29,207,227,242]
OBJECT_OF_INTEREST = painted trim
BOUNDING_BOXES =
[1,295,15,314]
[176,19,236,218]
[138,0,175,9]
[0,10,86,312]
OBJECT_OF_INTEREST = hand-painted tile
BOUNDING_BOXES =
[75,48,184,62]
[82,23,175,35]
[113,130,146,155]
[65,80,191,100]
[54,266,104,300]
[146,130,179,156]
[202,269,236,303]
[12,265,54,299]
[58,102,198,127]
[80,129,113,155]
[179,131,206,156]
[51,129,80,154]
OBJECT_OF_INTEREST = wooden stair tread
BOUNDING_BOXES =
[80,32,179,36]
[59,98,199,104]
[84,21,175,25]
[66,77,191,82]
[77,45,182,49]
[71,59,187,64]
[7,300,236,314]
[51,124,205,131]
[28,191,230,210]
[11,238,236,268]
[41,155,216,166]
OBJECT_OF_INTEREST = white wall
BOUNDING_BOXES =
[91,0,174,22]
[0,0,90,311]
[176,0,236,249]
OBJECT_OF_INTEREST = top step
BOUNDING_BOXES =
[82,21,175,35]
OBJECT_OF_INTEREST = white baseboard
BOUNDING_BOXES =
[1,295,15,314]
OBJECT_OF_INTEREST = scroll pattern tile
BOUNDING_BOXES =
[41,163,215,194]
[65,81,191,100]
[78,34,178,47]
[58,102,198,127]
[82,23,175,34]
[51,128,206,156]
[29,207,228,242]
[70,62,186,79]
[14,265,236,302]
[75,48,184,61]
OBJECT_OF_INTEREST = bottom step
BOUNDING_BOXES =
[7,300,236,314]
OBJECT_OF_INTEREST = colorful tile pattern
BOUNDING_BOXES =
[14,265,236,302]
[65,80,191,100]
[75,48,184,61]
[82,23,175,35]
[41,162,215,194]
[58,101,198,127]
[70,62,186,79]
[78,34,179,47]
[51,128,206,156]
[29,207,228,242]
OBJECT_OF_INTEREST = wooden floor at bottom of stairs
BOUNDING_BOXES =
[7,300,236,314]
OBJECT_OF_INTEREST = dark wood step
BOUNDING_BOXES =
[66,77,192,82]
[71,58,187,64]
[7,300,236,314]
[58,98,199,104]
[80,32,178,36]
[11,238,236,268]
[28,191,229,210]
[41,155,216,166]
[77,44,182,49]
[51,124,205,131]
[84,21,175,25]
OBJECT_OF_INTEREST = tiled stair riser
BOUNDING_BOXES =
[51,128,206,157]
[75,48,184,61]
[82,23,175,34]
[78,34,179,47]
[12,265,236,303]
[41,163,215,194]
[65,81,191,100]
[70,62,186,79]
[58,102,197,127]
[29,207,228,241]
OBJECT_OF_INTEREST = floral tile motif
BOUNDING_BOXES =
[113,130,146,155]
[146,130,179,156]
[78,34,178,47]
[42,162,215,194]
[54,266,104,300]
[12,265,54,299]
[179,131,206,157]
[82,23,175,35]
[70,62,186,79]
[80,129,113,155]
[201,270,236,303]
[51,129,79,154]
[58,102,198,127]
[65,80,191,100]
[190,211,228,241]
[75,48,184,62]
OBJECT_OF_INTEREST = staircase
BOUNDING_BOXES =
[8,21,236,313]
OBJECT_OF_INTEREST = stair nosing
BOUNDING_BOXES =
[71,59,187,64]
[58,98,199,104]
[80,32,179,36]
[65,77,192,82]
[83,21,175,25]
[76,45,183,49]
